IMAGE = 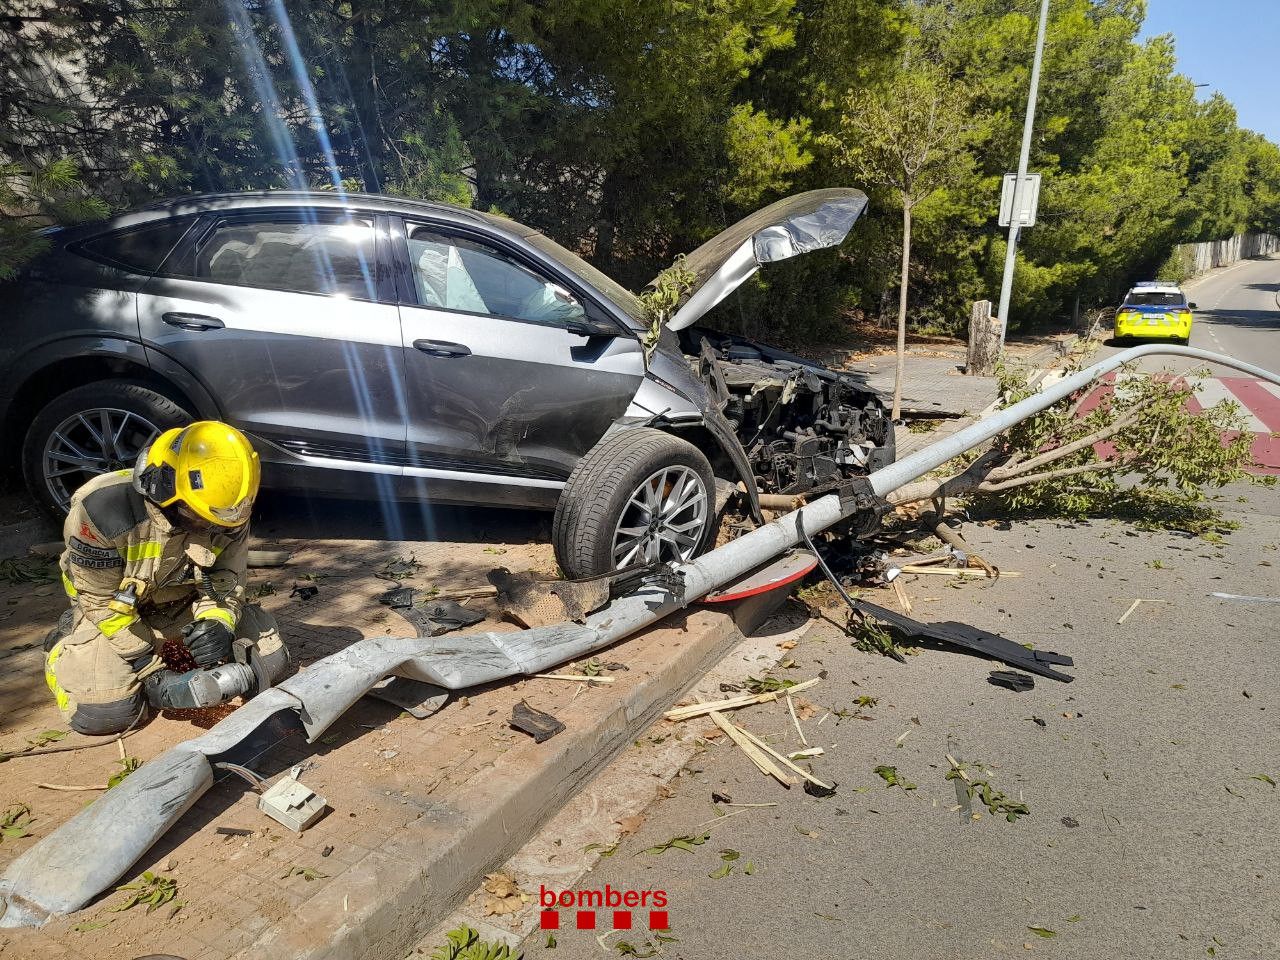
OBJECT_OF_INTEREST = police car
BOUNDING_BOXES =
[1114,281,1197,343]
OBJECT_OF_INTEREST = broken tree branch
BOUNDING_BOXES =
[664,677,822,722]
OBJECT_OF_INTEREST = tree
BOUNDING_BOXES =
[823,59,974,419]
[887,353,1272,535]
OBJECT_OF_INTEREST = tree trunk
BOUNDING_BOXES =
[966,299,999,376]
[891,200,912,420]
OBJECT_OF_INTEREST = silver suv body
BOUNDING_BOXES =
[1,189,893,575]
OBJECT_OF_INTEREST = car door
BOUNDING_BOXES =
[393,218,644,482]
[136,210,408,471]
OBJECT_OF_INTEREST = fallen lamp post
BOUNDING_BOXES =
[2,344,1278,927]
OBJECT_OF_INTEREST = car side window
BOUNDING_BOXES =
[187,217,377,299]
[76,219,196,274]
[405,225,586,326]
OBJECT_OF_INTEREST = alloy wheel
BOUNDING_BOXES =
[612,465,709,567]
[42,408,160,512]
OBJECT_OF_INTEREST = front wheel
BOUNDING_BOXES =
[22,381,192,517]
[552,428,716,579]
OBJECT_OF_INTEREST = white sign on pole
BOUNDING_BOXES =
[999,173,1041,227]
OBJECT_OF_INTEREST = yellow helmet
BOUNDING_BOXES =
[134,421,261,527]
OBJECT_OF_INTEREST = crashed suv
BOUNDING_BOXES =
[0,188,893,577]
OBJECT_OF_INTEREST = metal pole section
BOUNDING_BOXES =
[995,0,1051,350]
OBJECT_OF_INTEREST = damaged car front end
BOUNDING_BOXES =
[550,187,893,576]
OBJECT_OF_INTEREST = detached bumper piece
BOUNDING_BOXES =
[852,598,1075,682]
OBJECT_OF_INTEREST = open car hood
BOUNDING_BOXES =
[663,188,868,332]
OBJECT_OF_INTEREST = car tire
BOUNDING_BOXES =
[22,381,192,518]
[552,427,717,579]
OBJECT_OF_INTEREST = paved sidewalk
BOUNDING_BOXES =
[0,526,750,960]
[842,335,1071,417]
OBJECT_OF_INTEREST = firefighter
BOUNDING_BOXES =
[44,421,290,735]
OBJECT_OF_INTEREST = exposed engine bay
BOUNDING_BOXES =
[680,327,894,497]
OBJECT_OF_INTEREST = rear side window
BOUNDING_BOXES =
[186,217,377,299]
[76,219,194,274]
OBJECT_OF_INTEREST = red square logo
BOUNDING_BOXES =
[539,910,559,930]
[613,910,632,930]
[649,910,669,930]
[576,910,596,930]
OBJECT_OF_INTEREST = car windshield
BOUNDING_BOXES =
[1124,291,1184,307]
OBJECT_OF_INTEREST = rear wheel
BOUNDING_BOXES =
[22,381,191,517]
[552,428,716,579]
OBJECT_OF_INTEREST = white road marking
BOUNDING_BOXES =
[1257,380,1280,403]
[1191,378,1269,432]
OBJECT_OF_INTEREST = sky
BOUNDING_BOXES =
[1139,0,1280,143]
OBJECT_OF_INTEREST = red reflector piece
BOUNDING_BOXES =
[703,548,819,603]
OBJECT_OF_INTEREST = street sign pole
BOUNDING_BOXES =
[995,0,1051,351]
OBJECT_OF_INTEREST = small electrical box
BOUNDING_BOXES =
[258,775,327,833]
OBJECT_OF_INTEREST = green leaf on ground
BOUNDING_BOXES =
[108,756,141,789]
[742,676,796,695]
[1028,927,1057,939]
[639,832,709,855]
[27,729,67,747]
[615,942,658,958]
[1250,774,1277,788]
[874,765,917,790]
[743,861,756,875]
[853,695,879,708]
[428,925,520,960]
[0,804,33,841]
[584,842,618,858]
[708,863,734,879]
[111,871,178,914]
[718,849,740,861]
[545,933,556,948]
[74,918,112,932]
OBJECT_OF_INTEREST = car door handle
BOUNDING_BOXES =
[162,312,225,331]
[413,339,471,358]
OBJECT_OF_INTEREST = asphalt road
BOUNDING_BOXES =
[529,266,1280,960]
[1097,255,1280,378]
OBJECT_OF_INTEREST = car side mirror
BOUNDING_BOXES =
[564,317,618,339]
[1188,302,1197,310]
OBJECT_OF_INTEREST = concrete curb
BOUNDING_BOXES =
[234,609,744,960]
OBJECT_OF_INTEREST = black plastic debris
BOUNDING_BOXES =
[851,598,1075,682]
[510,701,565,743]
[378,586,415,609]
[380,587,486,638]
[988,670,1035,692]
[418,600,485,634]
[803,780,838,798]
[290,585,319,601]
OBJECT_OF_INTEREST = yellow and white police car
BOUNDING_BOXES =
[1114,281,1196,343]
